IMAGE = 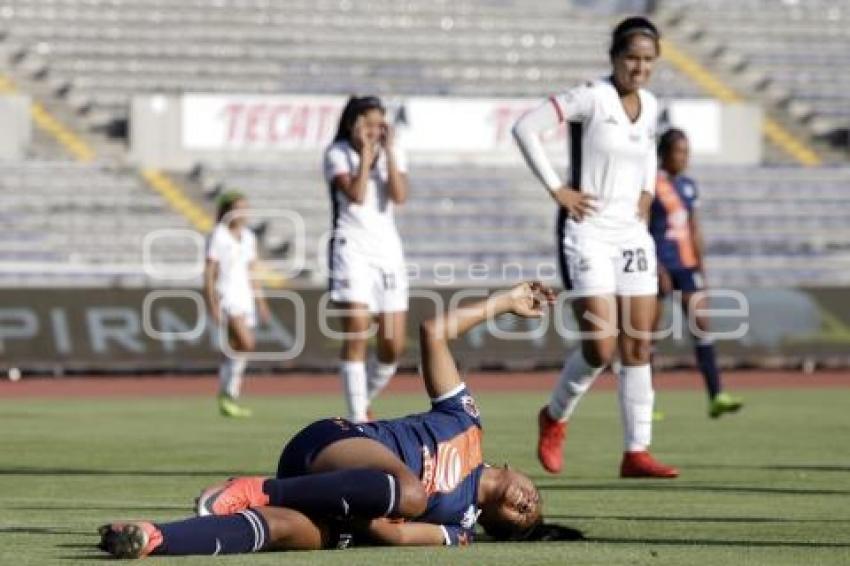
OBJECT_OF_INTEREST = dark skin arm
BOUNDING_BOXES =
[419,282,556,399]
[689,209,706,273]
[364,519,448,546]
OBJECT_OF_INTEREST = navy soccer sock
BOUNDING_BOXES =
[263,469,400,519]
[695,341,722,399]
[155,509,269,556]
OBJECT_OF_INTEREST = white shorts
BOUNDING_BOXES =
[220,297,257,328]
[557,223,658,297]
[329,239,409,314]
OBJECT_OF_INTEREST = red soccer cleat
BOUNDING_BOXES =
[98,521,163,559]
[620,451,680,478]
[537,406,568,474]
[195,476,270,516]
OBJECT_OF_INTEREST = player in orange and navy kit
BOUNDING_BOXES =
[98,283,582,558]
[649,128,743,418]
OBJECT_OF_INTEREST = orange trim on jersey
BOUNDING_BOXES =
[421,427,483,496]
[549,96,564,123]
[655,172,698,268]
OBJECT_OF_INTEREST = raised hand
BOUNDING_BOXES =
[507,281,556,318]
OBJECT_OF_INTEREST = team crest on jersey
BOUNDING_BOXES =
[461,395,480,419]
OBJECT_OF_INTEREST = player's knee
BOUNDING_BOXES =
[621,340,651,365]
[241,336,256,352]
[396,476,427,518]
[378,338,404,363]
[582,341,616,367]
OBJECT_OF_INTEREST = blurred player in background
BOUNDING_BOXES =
[513,17,678,478]
[97,282,584,558]
[324,96,409,423]
[650,128,743,418]
[203,191,270,418]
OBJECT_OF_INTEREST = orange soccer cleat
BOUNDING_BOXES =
[620,451,680,479]
[537,406,568,474]
[195,476,270,517]
[98,521,163,559]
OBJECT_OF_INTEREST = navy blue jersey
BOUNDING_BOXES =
[358,384,484,545]
[649,171,700,270]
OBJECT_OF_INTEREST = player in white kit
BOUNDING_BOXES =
[324,96,409,423]
[512,17,678,478]
[204,192,271,418]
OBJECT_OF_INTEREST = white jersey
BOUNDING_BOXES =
[207,223,257,317]
[323,140,407,261]
[551,77,658,234]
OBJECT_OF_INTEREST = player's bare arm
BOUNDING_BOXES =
[203,258,220,325]
[689,210,706,273]
[420,282,555,399]
[332,117,374,204]
[249,260,271,324]
[382,122,408,204]
[365,519,449,547]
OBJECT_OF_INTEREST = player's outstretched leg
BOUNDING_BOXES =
[99,507,323,558]
[218,315,255,418]
[538,350,603,474]
[538,297,613,474]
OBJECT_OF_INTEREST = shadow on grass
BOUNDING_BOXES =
[0,526,90,535]
[548,514,850,524]
[0,466,265,477]
[9,504,188,512]
[536,483,850,496]
[687,464,850,473]
[588,536,850,549]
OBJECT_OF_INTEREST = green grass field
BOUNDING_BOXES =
[1,387,849,565]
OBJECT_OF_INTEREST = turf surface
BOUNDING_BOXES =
[1,386,849,565]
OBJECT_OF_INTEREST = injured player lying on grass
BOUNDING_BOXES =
[98,282,583,558]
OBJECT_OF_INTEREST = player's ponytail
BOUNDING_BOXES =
[610,16,660,60]
[479,518,584,542]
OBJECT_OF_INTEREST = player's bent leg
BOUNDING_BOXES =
[683,291,744,417]
[309,437,427,518]
[218,315,254,418]
[99,508,273,558]
[367,310,406,410]
[539,296,615,474]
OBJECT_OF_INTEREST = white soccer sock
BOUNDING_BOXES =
[367,359,397,402]
[618,364,654,452]
[548,350,604,422]
[219,357,247,399]
[340,360,369,423]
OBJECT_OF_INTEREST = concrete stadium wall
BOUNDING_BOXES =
[0,94,31,160]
